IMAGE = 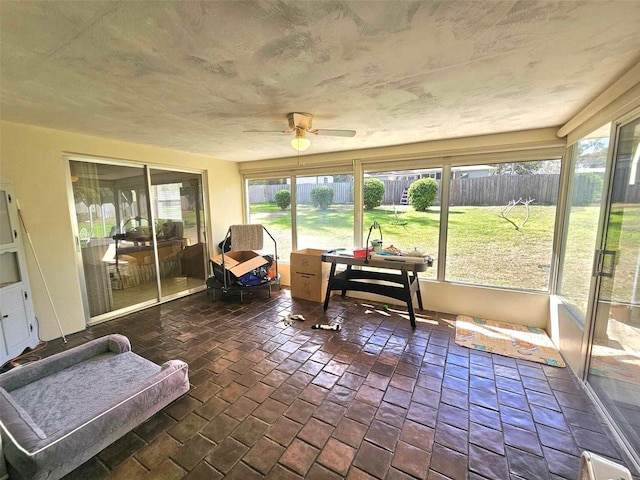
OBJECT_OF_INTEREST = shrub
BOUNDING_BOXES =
[274,189,291,210]
[364,178,385,210]
[310,186,334,210]
[572,173,604,206]
[408,178,438,211]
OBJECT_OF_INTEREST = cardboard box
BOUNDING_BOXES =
[211,250,269,284]
[290,248,334,303]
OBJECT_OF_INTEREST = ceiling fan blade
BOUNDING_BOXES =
[243,129,292,134]
[310,129,356,137]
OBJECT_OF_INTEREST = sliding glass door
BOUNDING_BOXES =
[558,125,610,319]
[149,169,207,300]
[587,115,640,464]
[69,159,206,322]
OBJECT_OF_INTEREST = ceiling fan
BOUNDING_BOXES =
[244,112,356,151]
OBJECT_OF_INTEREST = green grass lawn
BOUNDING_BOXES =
[251,201,639,297]
[79,200,637,300]
[250,202,561,289]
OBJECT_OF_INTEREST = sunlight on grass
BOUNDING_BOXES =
[250,202,565,291]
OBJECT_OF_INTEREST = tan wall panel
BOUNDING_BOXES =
[0,121,242,340]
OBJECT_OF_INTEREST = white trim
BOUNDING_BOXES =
[239,128,564,176]
[559,63,640,139]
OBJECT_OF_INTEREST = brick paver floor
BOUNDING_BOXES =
[27,288,633,479]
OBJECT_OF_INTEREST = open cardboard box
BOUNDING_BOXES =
[211,250,269,281]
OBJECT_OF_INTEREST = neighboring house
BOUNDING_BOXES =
[451,165,497,179]
[369,165,496,182]
[419,165,497,180]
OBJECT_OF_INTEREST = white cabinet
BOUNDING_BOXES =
[0,179,38,366]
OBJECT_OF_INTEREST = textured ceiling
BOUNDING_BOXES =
[2,1,640,162]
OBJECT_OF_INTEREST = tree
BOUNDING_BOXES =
[494,162,542,175]
[250,179,287,185]
[310,186,334,210]
[577,138,609,169]
[72,186,115,211]
[408,178,438,211]
[274,189,291,210]
[333,174,353,182]
[363,178,385,210]
[572,173,604,205]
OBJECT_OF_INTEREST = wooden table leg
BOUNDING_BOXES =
[323,261,337,311]
[342,264,352,297]
[401,269,417,328]
[413,266,424,310]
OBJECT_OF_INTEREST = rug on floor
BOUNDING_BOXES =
[455,315,566,367]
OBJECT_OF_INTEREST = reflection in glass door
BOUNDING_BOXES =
[70,161,158,317]
[149,169,207,300]
[588,115,640,465]
[558,124,610,319]
[70,160,207,321]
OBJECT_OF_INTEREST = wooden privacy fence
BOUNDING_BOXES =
[449,174,560,206]
[249,174,565,206]
[380,179,413,204]
[249,183,354,204]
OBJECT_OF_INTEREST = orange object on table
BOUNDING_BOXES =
[353,248,368,258]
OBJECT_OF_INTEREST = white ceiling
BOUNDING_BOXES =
[2,1,640,162]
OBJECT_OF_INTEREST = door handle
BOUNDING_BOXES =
[592,249,617,278]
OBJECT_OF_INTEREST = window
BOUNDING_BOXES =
[246,178,292,261]
[446,159,561,290]
[363,171,441,279]
[557,125,610,318]
[243,147,565,294]
[296,174,353,251]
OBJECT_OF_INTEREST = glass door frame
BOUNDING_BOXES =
[148,166,210,304]
[581,108,640,472]
[573,122,620,377]
[65,155,209,325]
[583,109,640,374]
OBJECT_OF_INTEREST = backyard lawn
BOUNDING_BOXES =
[79,200,637,299]
[250,201,639,298]
[250,202,561,290]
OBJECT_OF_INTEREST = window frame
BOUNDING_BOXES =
[242,143,565,293]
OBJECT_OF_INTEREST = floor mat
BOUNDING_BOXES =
[455,315,566,367]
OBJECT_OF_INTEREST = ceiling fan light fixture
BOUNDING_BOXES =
[245,113,354,152]
[291,134,311,152]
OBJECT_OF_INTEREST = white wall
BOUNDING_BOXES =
[279,259,550,329]
[423,281,549,328]
[549,296,586,376]
[0,121,243,341]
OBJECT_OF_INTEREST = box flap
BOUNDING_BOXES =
[212,250,269,277]
[211,253,240,269]
[292,248,326,256]
[228,254,269,277]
